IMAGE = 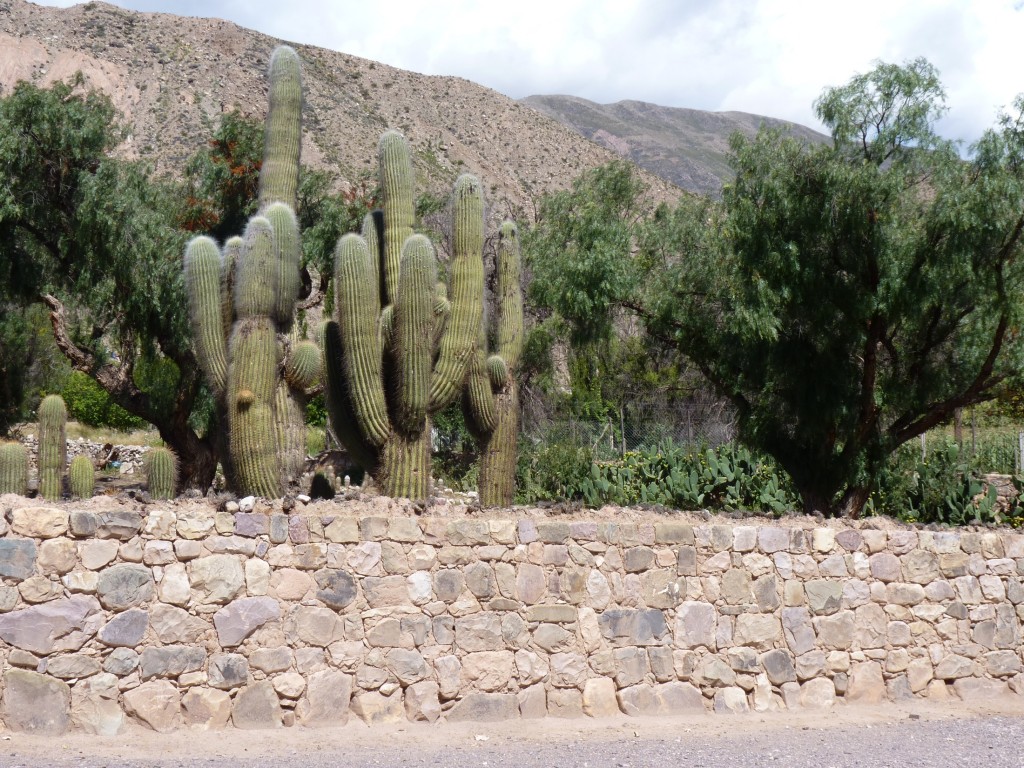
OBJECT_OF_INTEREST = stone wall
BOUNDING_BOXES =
[0,495,1022,734]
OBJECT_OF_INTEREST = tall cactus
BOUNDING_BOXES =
[184,46,317,498]
[0,442,28,496]
[464,222,524,507]
[322,131,484,500]
[37,394,67,501]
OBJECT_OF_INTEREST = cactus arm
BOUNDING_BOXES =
[258,46,302,211]
[433,282,451,349]
[284,339,322,391]
[320,320,379,470]
[378,131,415,305]
[265,202,302,328]
[429,174,485,412]
[362,211,385,314]
[463,329,498,434]
[234,217,278,319]
[184,236,229,397]
[334,234,390,447]
[394,234,437,435]
[495,221,524,371]
[221,236,242,339]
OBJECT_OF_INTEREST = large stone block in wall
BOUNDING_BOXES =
[11,507,69,538]
[123,679,181,732]
[446,692,519,722]
[599,608,668,646]
[1,668,71,734]
[96,564,154,610]
[190,555,245,604]
[297,669,352,726]
[213,596,280,647]
[0,538,37,580]
[0,594,103,654]
[232,681,283,729]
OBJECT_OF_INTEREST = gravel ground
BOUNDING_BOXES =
[4,704,1024,768]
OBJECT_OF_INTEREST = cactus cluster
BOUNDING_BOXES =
[146,447,178,500]
[184,46,317,498]
[69,455,95,499]
[38,394,67,501]
[0,442,28,496]
[464,222,524,507]
[322,131,486,500]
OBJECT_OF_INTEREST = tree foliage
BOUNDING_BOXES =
[529,59,1024,517]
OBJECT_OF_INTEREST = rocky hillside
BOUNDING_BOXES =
[0,0,682,219]
[521,95,829,197]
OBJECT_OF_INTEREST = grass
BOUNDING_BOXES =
[64,421,163,447]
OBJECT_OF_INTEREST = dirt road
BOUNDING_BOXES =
[4,699,1023,768]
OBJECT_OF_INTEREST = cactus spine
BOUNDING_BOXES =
[464,222,524,507]
[322,132,485,500]
[0,442,28,496]
[184,46,317,498]
[146,447,178,500]
[69,455,95,498]
[37,394,67,501]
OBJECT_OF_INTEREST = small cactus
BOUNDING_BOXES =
[145,447,178,500]
[69,455,95,498]
[0,441,28,496]
[38,394,67,501]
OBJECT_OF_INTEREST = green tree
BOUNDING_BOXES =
[532,59,1024,517]
[0,78,216,486]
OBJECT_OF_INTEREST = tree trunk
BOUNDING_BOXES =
[157,419,217,493]
[44,293,219,492]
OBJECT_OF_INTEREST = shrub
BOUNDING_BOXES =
[60,371,144,430]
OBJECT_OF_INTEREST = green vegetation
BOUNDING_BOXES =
[528,59,1024,518]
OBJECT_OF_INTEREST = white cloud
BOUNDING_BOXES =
[28,0,1024,141]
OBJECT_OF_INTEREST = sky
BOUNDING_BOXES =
[30,0,1024,144]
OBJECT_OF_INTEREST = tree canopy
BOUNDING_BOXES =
[529,59,1024,517]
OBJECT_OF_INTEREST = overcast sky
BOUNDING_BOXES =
[31,0,1024,144]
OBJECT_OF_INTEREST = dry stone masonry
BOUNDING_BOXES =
[0,496,1022,734]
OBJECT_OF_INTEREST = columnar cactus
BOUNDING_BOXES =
[464,222,524,507]
[146,447,178,501]
[0,442,28,496]
[184,46,317,498]
[322,131,484,500]
[69,455,95,499]
[37,394,67,500]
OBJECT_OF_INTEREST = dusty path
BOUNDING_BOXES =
[4,700,1023,768]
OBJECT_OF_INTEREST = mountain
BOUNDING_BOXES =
[521,94,830,197]
[0,0,681,219]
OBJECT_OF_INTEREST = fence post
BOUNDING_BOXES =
[920,433,927,461]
